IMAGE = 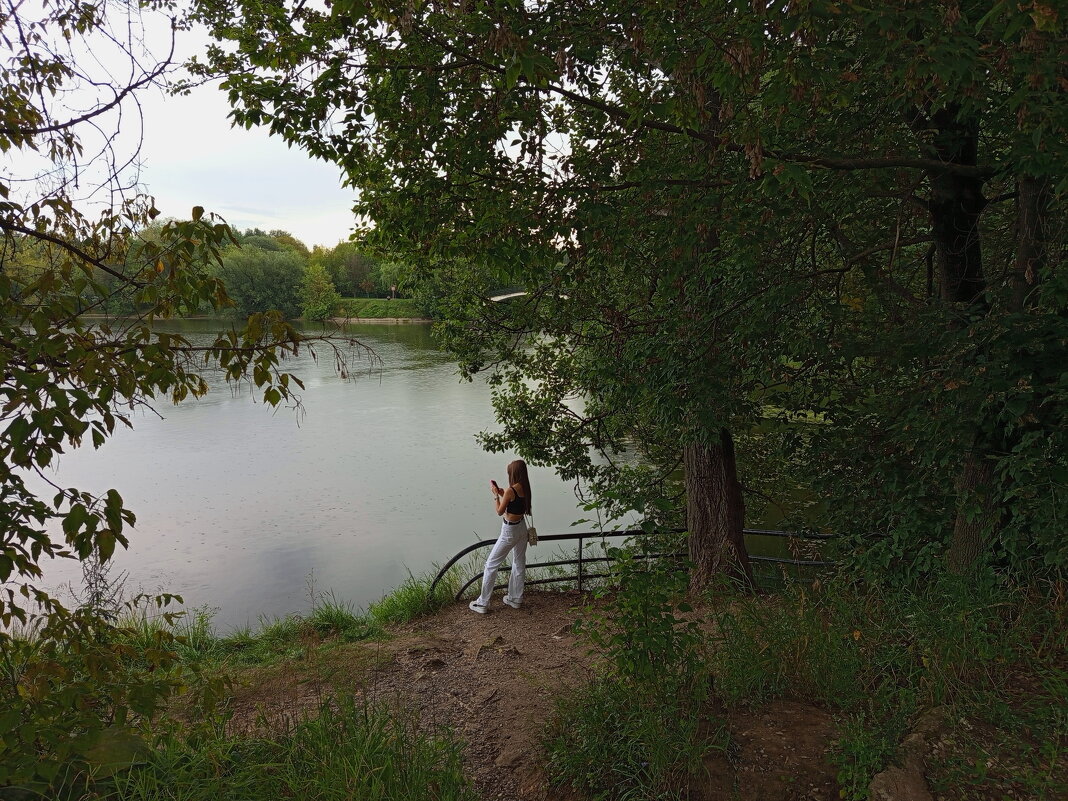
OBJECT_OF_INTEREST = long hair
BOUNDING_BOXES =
[506,459,532,514]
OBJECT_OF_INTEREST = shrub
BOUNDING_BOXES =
[301,262,342,320]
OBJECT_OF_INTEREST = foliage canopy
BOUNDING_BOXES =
[195,0,1067,579]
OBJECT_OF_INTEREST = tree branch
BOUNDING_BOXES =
[0,27,176,139]
[414,26,1000,181]
[0,219,141,285]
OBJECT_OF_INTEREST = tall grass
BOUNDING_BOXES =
[544,674,720,801]
[708,575,1068,800]
[544,551,725,800]
[102,696,475,801]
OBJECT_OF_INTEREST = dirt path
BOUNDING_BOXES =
[370,591,596,800]
[226,591,841,800]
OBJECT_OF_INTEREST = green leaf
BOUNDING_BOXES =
[79,728,152,778]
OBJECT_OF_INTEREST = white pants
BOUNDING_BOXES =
[476,518,528,606]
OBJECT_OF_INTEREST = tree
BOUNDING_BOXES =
[214,244,306,317]
[195,0,1067,580]
[313,241,380,297]
[0,1,336,790]
[268,228,310,255]
[301,261,341,320]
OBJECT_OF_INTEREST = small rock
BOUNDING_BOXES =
[869,762,933,801]
[476,638,522,660]
[494,741,524,767]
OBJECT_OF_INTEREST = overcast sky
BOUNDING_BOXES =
[3,5,359,250]
[133,71,358,250]
[118,8,359,250]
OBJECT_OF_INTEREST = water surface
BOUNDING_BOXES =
[39,320,605,629]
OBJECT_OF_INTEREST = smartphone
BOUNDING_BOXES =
[491,480,500,491]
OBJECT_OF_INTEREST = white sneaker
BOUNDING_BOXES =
[502,597,521,609]
[468,600,489,614]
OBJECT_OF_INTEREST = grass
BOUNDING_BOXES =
[99,695,475,801]
[544,555,1065,801]
[112,543,586,673]
[334,297,424,319]
[114,563,468,670]
[706,575,1068,800]
[544,673,722,801]
[544,552,725,801]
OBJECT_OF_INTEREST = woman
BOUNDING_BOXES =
[469,459,532,613]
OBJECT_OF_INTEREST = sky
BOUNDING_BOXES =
[4,3,360,250]
[136,80,359,249]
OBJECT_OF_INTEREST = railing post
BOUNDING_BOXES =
[577,536,584,592]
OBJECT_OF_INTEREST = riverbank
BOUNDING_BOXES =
[334,297,426,320]
[104,589,843,801]
[10,570,1065,800]
[330,316,432,324]
[108,576,1068,800]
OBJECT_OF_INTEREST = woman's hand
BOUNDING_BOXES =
[490,480,501,496]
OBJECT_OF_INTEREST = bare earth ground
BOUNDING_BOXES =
[225,590,841,800]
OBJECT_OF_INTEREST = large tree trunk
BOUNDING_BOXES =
[946,456,997,575]
[685,429,753,591]
[923,107,1000,574]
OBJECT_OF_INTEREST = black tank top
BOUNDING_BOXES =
[505,486,526,515]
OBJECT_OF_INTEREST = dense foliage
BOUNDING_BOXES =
[214,237,306,317]
[195,0,1067,580]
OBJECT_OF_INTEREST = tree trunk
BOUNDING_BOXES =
[946,456,996,575]
[685,429,753,591]
[946,176,1053,574]
[929,107,987,307]
[1010,176,1051,309]
[923,107,1001,574]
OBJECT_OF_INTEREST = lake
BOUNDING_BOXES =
[37,319,612,630]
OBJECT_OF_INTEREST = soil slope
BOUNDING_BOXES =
[227,591,841,800]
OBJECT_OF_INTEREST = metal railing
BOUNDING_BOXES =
[429,527,836,600]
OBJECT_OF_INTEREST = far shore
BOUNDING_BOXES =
[76,313,432,324]
[329,316,431,324]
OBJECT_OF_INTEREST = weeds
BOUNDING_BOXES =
[546,545,725,800]
[544,673,718,801]
[708,574,1068,800]
[102,696,475,801]
[109,563,468,671]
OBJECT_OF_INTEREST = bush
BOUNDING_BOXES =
[214,246,305,317]
[301,262,342,320]
[0,598,215,798]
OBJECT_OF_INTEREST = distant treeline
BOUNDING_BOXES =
[210,227,421,320]
[5,224,424,320]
